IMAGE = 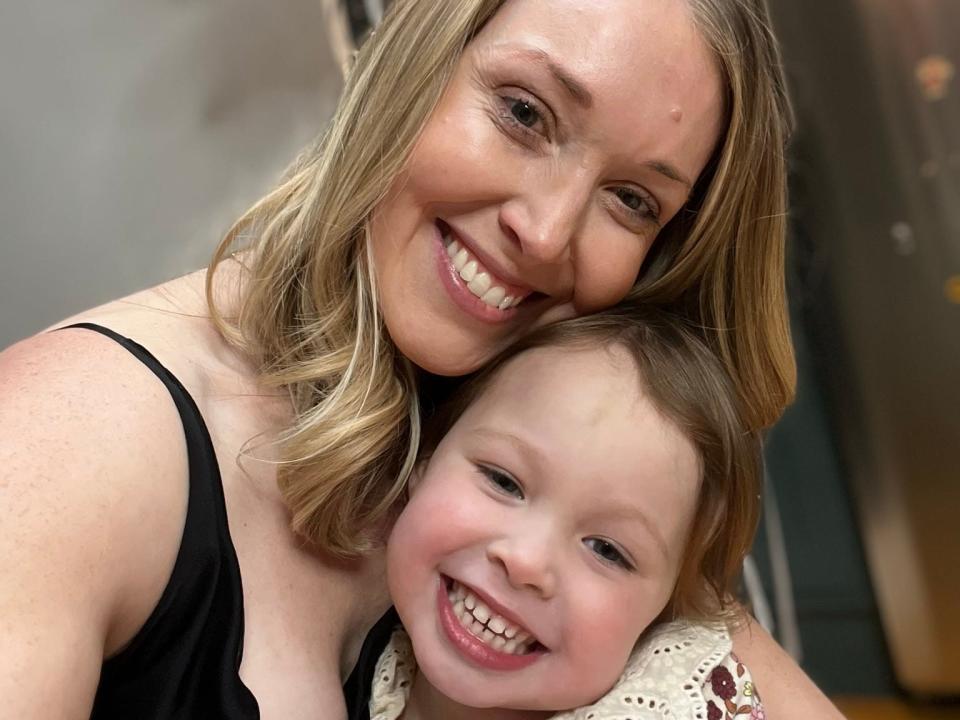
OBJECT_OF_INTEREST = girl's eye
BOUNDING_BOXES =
[613,187,659,224]
[583,537,634,571]
[478,465,525,500]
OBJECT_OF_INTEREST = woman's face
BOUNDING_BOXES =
[371,0,724,375]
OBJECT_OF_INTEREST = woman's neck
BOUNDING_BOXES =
[402,669,551,720]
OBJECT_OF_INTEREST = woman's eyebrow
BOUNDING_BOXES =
[499,45,594,109]
[495,45,691,191]
[645,160,692,190]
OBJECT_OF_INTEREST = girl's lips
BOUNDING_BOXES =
[435,579,545,672]
[449,577,537,643]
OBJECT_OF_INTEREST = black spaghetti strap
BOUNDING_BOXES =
[58,323,260,719]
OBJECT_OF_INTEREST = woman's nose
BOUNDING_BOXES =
[498,170,593,264]
[486,532,558,599]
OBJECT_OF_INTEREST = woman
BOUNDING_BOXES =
[0,0,840,718]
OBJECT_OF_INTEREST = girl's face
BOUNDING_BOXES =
[371,0,724,376]
[387,345,701,712]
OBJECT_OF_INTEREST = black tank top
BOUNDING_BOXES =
[67,323,260,719]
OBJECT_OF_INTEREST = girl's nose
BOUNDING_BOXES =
[485,531,558,599]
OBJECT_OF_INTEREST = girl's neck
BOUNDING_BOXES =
[402,669,551,720]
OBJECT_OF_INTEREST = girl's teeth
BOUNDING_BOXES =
[446,240,460,258]
[453,249,469,271]
[473,602,491,624]
[448,581,535,655]
[498,296,514,311]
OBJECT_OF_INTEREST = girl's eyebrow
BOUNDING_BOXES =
[473,426,548,469]
[594,505,670,561]
[471,426,670,559]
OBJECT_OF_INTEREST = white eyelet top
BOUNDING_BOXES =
[369,620,765,720]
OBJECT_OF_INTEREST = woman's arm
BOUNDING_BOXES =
[0,330,188,717]
[731,617,846,719]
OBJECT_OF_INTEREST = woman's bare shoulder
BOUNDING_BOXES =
[0,327,190,715]
[730,618,845,719]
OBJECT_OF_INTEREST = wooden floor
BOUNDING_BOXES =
[835,697,960,720]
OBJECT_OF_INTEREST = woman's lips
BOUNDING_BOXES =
[433,221,535,324]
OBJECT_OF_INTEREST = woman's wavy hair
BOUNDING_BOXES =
[418,305,763,625]
[206,0,794,557]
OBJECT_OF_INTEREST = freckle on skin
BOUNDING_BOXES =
[670,106,683,123]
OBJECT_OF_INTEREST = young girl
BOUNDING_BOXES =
[363,307,764,720]
[1,1,842,717]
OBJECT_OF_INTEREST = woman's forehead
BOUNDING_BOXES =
[469,0,724,180]
[475,0,708,77]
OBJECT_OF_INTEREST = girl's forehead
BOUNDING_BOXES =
[464,345,644,431]
[448,343,702,563]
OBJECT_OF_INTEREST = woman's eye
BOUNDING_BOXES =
[495,92,552,140]
[583,537,634,571]
[478,465,525,499]
[613,187,659,222]
[508,98,540,129]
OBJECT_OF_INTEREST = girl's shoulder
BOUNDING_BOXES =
[367,620,765,720]
[553,620,765,720]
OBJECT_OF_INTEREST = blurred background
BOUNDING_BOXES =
[1,2,957,717]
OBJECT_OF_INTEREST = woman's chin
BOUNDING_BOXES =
[391,329,504,377]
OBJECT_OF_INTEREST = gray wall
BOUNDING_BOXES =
[0,1,344,347]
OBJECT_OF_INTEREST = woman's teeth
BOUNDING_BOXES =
[447,581,536,655]
[444,238,524,311]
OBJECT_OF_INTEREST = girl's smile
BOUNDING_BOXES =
[437,577,546,671]
[387,344,701,712]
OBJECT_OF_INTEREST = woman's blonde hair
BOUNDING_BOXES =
[418,305,763,625]
[206,0,794,557]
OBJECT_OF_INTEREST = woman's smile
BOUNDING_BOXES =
[370,0,723,377]
[441,222,531,312]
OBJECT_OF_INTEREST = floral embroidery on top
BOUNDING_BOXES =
[704,652,765,719]
[711,665,737,699]
[371,620,766,720]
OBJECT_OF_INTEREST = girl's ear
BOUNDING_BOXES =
[406,459,429,497]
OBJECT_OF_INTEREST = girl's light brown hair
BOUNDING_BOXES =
[205,0,792,557]
[420,306,763,624]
